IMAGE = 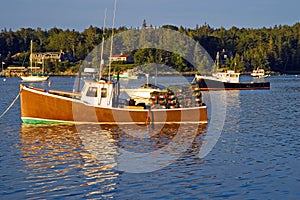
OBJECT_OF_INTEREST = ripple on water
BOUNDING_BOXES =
[0,76,299,199]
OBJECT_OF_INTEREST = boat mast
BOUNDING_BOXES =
[99,8,107,80]
[216,51,220,71]
[30,40,33,72]
[108,0,117,81]
[42,55,45,74]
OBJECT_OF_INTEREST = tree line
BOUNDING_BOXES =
[0,22,299,74]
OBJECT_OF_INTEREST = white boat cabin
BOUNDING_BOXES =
[81,80,114,107]
[213,70,240,83]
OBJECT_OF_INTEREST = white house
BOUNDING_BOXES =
[109,53,134,63]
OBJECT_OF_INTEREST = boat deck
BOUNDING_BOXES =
[48,90,82,99]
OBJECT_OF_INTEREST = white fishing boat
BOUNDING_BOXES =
[195,70,240,83]
[251,68,269,78]
[194,50,270,90]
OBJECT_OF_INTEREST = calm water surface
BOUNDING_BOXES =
[0,75,299,199]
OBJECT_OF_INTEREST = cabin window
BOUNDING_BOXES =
[86,87,98,97]
[101,88,107,98]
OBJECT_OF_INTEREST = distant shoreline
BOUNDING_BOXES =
[48,70,288,77]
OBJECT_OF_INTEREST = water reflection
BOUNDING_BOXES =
[20,124,118,198]
[20,123,207,198]
[225,90,241,123]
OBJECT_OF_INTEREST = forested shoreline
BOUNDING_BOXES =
[0,22,299,74]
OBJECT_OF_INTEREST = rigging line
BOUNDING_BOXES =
[99,8,107,80]
[0,92,20,119]
[108,0,117,81]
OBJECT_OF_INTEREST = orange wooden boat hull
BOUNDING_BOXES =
[20,85,207,125]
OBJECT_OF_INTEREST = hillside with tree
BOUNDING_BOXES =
[0,22,299,74]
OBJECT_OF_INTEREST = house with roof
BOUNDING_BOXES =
[109,53,134,63]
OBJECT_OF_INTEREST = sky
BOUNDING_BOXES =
[1,0,299,32]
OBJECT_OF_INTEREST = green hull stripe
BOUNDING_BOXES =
[22,118,73,125]
[21,117,208,125]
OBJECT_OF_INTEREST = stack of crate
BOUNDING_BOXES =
[149,84,203,109]
[149,91,168,109]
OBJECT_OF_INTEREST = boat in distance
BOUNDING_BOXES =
[20,40,49,82]
[113,70,138,79]
[20,79,207,125]
[20,75,49,82]
[251,68,270,78]
[194,70,270,90]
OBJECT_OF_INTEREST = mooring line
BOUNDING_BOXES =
[0,92,20,119]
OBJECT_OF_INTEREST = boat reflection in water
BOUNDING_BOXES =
[20,123,206,198]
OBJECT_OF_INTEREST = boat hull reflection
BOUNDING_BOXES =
[20,123,206,197]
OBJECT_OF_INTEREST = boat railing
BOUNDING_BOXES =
[48,90,81,99]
